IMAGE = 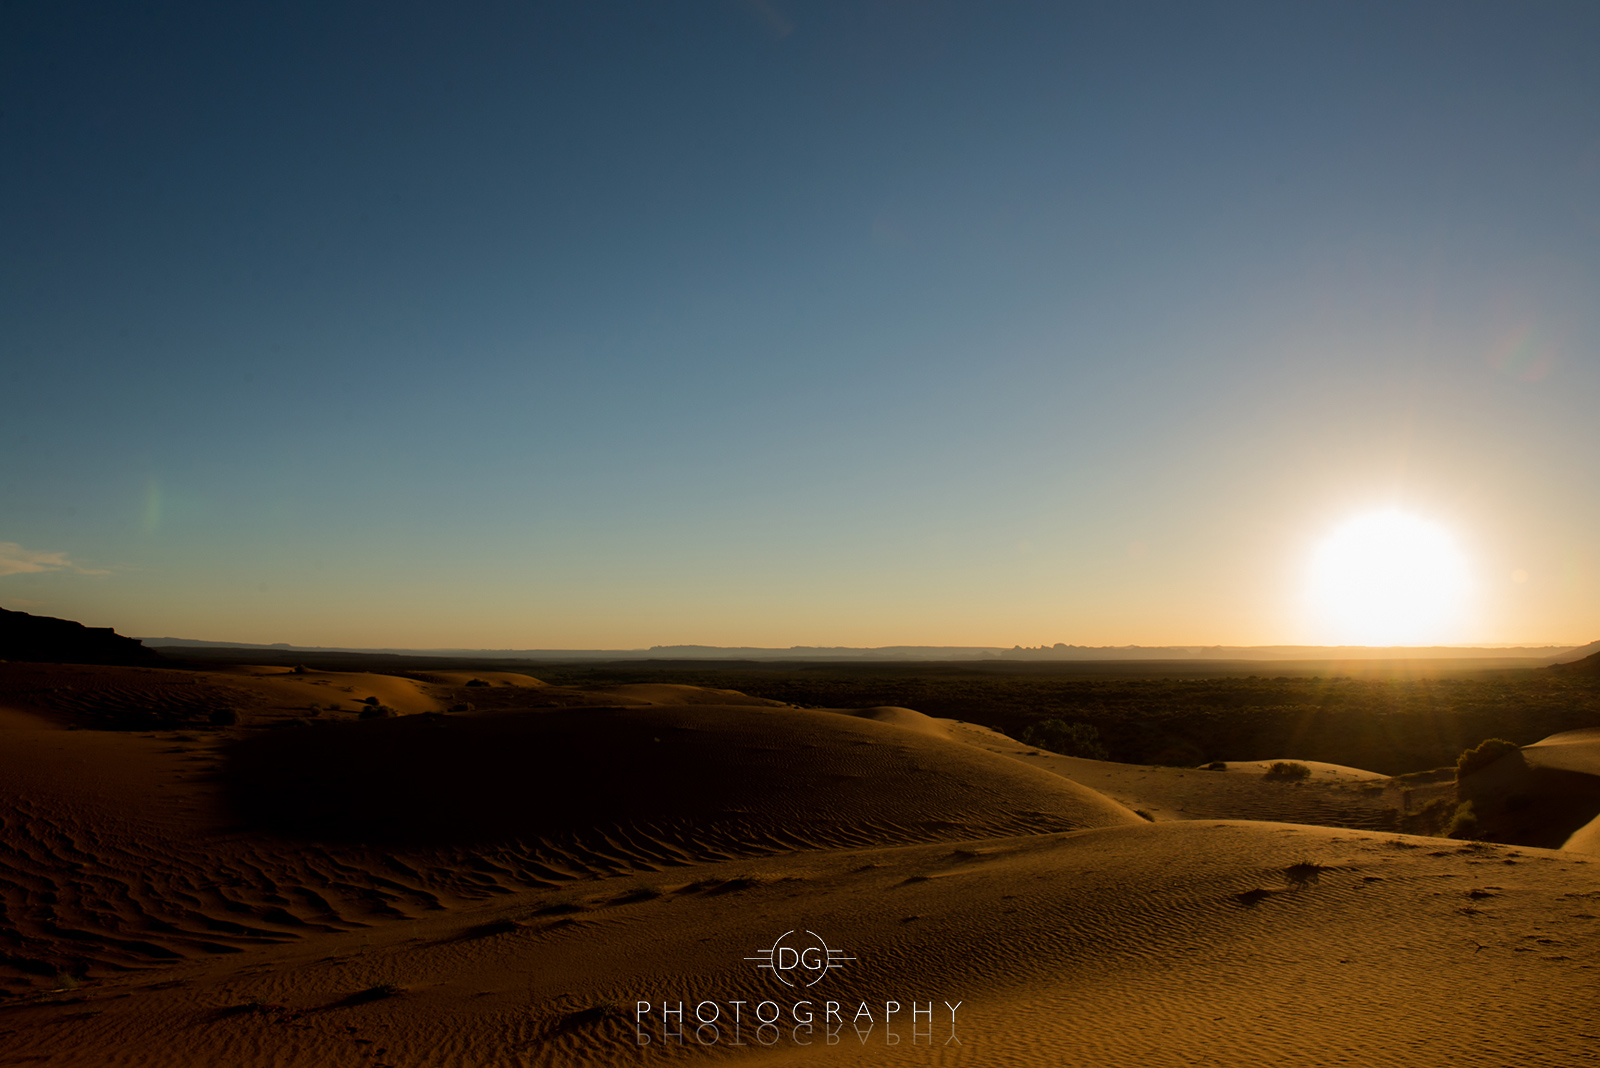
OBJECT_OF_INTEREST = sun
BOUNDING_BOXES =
[1306,510,1471,645]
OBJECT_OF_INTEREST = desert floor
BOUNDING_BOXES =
[2,661,1598,1066]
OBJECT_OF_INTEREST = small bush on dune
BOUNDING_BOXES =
[332,984,403,1008]
[209,707,239,726]
[359,704,395,719]
[1282,859,1327,888]
[1456,738,1520,780]
[1019,719,1109,760]
[1264,761,1311,781]
[1444,800,1480,839]
[465,678,490,688]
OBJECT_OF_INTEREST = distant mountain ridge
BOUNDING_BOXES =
[1553,639,1600,664]
[1554,643,1600,673]
[138,636,1588,662]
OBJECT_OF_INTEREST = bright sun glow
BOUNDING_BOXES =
[1307,510,1472,645]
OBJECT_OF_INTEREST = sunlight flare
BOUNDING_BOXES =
[1307,510,1471,645]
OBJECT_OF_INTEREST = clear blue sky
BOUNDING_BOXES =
[4,1,1598,648]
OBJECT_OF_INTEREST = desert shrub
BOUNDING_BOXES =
[1444,800,1480,839]
[1264,761,1312,781]
[209,707,239,726]
[218,999,270,1017]
[359,704,395,719]
[1205,760,1228,770]
[1405,795,1457,837]
[465,678,490,688]
[362,696,380,706]
[1019,719,1109,760]
[336,984,403,1007]
[1456,738,1520,780]
[448,702,475,713]
[1282,859,1326,888]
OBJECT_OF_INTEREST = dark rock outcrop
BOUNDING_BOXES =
[0,607,159,665]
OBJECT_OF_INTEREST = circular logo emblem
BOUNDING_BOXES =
[746,929,854,988]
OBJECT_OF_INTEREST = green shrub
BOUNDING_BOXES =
[1444,800,1479,839]
[1019,719,1109,760]
[1456,738,1520,780]
[1264,761,1312,781]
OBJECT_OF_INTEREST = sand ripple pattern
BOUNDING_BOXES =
[1,704,1135,992]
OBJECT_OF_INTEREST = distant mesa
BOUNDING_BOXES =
[0,606,159,665]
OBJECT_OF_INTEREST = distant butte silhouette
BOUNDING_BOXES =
[0,606,159,665]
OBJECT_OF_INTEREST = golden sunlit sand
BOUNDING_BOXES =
[3,654,1599,1066]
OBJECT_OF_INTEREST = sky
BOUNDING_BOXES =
[3,1,1599,650]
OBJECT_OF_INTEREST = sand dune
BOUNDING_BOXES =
[4,660,1600,1067]
[225,702,1143,847]
[590,682,789,706]
[5,819,1596,1067]
[828,704,960,738]
[214,667,445,717]
[1533,731,1600,854]
[1200,758,1389,782]
[0,670,1134,1003]
[0,662,444,727]
[1523,726,1600,775]
[939,717,1409,830]
[1452,729,1600,850]
[404,670,547,689]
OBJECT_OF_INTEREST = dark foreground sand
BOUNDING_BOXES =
[2,662,1598,1066]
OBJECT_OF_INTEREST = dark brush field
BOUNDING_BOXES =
[537,662,1600,776]
[157,647,1600,777]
